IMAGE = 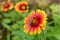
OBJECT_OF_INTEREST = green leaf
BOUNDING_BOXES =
[50,4,60,12]
[11,24,20,31]
[46,25,60,40]
[7,31,10,40]
[53,13,60,26]
[0,35,2,39]
[2,19,12,24]
[2,23,12,31]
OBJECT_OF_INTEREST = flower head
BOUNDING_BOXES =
[15,1,29,12]
[1,0,13,11]
[24,9,47,35]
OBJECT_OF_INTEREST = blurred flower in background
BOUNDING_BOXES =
[24,9,47,35]
[1,0,13,11]
[15,1,29,12]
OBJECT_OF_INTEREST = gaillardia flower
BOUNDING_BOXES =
[1,0,13,11]
[24,9,47,35]
[15,1,29,12]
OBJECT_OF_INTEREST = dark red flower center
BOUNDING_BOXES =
[19,4,27,11]
[3,3,10,8]
[30,17,40,27]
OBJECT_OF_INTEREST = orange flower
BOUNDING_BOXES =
[15,1,29,12]
[24,9,47,35]
[1,0,13,11]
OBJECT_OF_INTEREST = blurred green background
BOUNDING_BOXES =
[0,0,60,40]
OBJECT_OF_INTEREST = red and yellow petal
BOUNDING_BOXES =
[1,1,13,11]
[24,9,47,35]
[15,1,29,12]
